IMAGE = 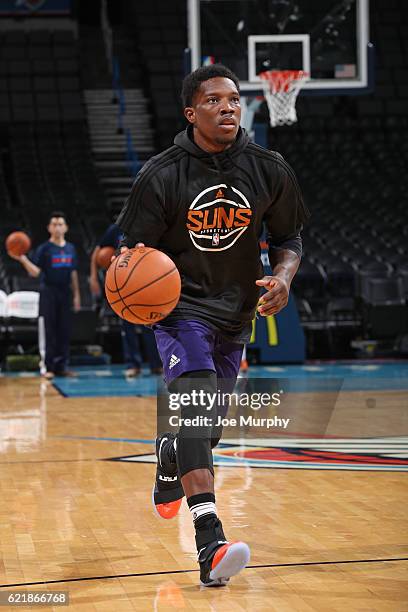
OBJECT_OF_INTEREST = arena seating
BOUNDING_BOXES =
[0,0,407,360]
[0,29,83,123]
[131,0,187,149]
[0,26,113,308]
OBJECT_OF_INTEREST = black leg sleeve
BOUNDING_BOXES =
[168,370,217,478]
[210,377,236,449]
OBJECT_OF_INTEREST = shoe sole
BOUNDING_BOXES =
[151,484,183,520]
[201,542,250,587]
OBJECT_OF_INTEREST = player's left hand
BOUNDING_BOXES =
[255,275,289,316]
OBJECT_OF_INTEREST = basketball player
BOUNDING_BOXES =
[115,65,308,586]
[9,212,80,379]
[89,223,162,376]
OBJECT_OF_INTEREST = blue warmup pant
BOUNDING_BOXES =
[38,285,72,374]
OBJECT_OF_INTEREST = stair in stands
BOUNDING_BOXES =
[84,89,154,215]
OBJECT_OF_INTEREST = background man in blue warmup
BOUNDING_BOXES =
[9,211,80,380]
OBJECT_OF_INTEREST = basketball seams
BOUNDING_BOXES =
[105,248,181,323]
[111,250,145,319]
[111,250,130,317]
[106,248,155,294]
[120,305,149,323]
[109,267,180,306]
[115,248,156,292]
[120,297,179,308]
[124,297,179,324]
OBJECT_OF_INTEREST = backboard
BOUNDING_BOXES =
[188,0,372,95]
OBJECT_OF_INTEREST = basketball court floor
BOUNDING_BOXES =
[0,363,407,610]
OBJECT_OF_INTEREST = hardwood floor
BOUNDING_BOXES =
[0,376,406,611]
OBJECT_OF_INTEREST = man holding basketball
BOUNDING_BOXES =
[9,212,80,380]
[116,64,308,586]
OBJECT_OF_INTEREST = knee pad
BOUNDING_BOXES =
[169,370,217,478]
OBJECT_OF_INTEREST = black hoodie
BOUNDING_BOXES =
[116,126,309,342]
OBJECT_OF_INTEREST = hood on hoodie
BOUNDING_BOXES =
[174,125,259,195]
[175,125,249,165]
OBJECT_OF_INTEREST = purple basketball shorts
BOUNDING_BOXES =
[153,319,244,386]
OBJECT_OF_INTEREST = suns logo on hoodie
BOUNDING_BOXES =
[186,184,252,252]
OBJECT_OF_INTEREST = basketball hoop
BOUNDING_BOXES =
[259,70,308,127]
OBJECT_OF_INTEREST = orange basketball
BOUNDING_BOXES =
[5,231,31,257]
[96,246,115,270]
[105,247,181,324]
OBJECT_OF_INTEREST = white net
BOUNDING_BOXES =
[260,70,308,128]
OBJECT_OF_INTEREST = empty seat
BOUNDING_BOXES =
[35,92,58,107]
[60,106,84,120]
[295,297,314,322]
[363,301,407,339]
[36,106,60,121]
[9,60,31,74]
[28,47,51,60]
[9,77,31,91]
[57,75,80,91]
[59,91,82,106]
[11,276,39,292]
[325,262,356,297]
[53,46,76,59]
[359,261,392,297]
[11,92,34,106]
[33,76,57,91]
[0,107,11,122]
[326,297,356,321]
[12,106,36,121]
[56,59,77,73]
[33,60,55,74]
[291,261,326,300]
[2,46,26,60]
[4,31,26,45]
[357,99,384,115]
[386,100,407,115]
[377,249,407,267]
[53,31,74,45]
[29,31,52,46]
[363,278,404,305]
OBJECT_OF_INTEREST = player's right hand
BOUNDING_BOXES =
[110,243,145,263]
[7,252,23,262]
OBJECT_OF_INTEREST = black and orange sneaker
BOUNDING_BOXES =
[196,517,250,587]
[152,432,184,519]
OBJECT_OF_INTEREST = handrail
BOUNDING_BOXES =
[100,4,140,176]
[100,0,113,75]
